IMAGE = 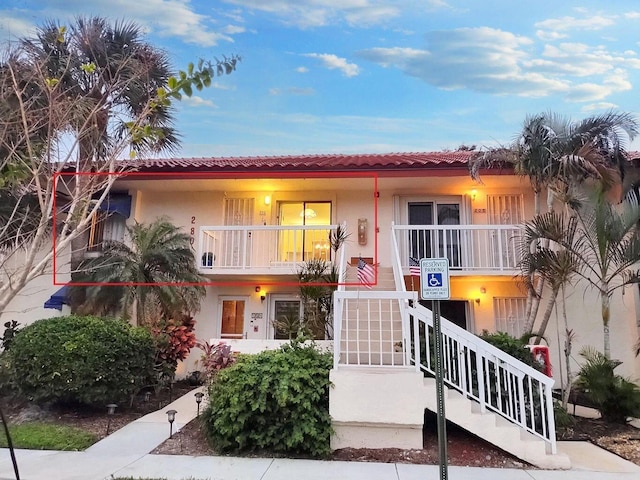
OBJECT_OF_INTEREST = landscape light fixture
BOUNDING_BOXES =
[166,409,177,438]
[144,391,151,403]
[106,404,117,435]
[195,392,204,417]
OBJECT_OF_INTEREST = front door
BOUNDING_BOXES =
[408,201,461,267]
[220,298,246,339]
[419,300,469,330]
[270,296,303,340]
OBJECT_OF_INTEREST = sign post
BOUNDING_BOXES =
[420,258,450,480]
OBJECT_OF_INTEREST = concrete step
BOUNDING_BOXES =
[420,376,569,469]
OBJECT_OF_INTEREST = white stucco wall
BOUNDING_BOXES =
[0,243,71,328]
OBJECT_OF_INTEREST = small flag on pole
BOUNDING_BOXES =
[409,257,421,277]
[357,257,375,289]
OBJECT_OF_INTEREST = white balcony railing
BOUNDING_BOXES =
[198,224,339,272]
[392,224,522,273]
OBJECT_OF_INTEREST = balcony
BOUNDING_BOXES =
[198,224,339,275]
[392,224,522,275]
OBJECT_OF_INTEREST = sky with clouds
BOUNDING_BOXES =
[2,0,640,156]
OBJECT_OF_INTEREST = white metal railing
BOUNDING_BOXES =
[408,302,556,453]
[333,290,415,369]
[392,224,522,273]
[198,224,339,271]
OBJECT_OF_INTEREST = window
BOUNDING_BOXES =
[278,201,331,262]
[87,211,126,252]
[493,297,527,338]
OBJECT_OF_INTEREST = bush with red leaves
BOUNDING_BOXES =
[153,315,197,379]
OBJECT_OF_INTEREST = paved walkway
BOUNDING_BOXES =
[1,389,639,480]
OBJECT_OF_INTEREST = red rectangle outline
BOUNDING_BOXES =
[53,170,379,288]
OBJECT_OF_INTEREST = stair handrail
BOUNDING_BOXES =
[409,302,557,453]
[390,221,416,365]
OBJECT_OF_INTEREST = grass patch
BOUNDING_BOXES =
[0,422,96,450]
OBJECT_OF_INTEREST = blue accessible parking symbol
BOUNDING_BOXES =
[428,273,442,287]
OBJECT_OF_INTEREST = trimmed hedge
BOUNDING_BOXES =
[203,341,333,457]
[9,315,155,405]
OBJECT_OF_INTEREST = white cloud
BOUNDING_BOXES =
[535,14,616,41]
[221,0,447,28]
[359,28,564,97]
[222,25,245,34]
[21,0,237,46]
[211,82,235,90]
[581,102,619,112]
[269,87,316,96]
[535,30,567,41]
[296,66,309,73]
[181,95,216,107]
[359,26,640,103]
[624,12,640,19]
[303,53,360,77]
[535,15,615,33]
[0,13,36,42]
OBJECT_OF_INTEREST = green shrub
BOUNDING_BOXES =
[8,315,155,405]
[575,347,640,423]
[202,341,333,457]
[479,330,537,368]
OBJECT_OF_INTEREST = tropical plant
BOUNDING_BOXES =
[295,226,348,340]
[0,16,238,320]
[152,315,198,379]
[71,217,206,325]
[575,347,640,423]
[524,192,640,358]
[196,340,237,383]
[203,340,333,457]
[470,111,638,333]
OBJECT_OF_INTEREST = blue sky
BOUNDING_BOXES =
[3,1,640,157]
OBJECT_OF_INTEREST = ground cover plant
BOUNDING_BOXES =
[202,340,333,457]
[0,422,95,450]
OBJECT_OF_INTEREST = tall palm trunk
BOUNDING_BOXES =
[561,284,574,409]
[533,284,558,343]
[602,290,611,359]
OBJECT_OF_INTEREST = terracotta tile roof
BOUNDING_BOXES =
[129,151,477,173]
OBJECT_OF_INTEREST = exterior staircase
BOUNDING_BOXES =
[330,263,571,469]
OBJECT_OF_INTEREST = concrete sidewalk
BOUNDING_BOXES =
[1,388,639,480]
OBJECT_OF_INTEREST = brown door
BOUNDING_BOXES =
[221,299,245,339]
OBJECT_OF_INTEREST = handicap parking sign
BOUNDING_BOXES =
[420,258,450,300]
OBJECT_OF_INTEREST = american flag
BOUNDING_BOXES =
[357,257,375,289]
[409,257,421,277]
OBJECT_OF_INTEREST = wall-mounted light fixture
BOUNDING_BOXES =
[255,286,261,293]
[264,195,271,206]
[358,218,367,246]
[475,298,481,305]
[471,189,478,201]
[260,295,266,303]
[480,286,486,294]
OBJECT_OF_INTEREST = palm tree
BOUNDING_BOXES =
[471,111,638,332]
[523,191,640,359]
[23,17,178,163]
[519,211,580,407]
[71,217,206,325]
